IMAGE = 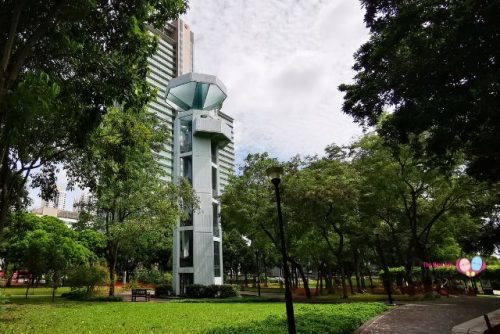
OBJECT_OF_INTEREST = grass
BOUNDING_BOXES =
[0,299,387,334]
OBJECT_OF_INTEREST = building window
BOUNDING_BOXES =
[180,118,192,153]
[181,156,192,183]
[214,241,221,277]
[181,206,193,227]
[213,203,219,237]
[179,273,193,295]
[211,142,217,164]
[180,230,193,267]
[212,166,217,197]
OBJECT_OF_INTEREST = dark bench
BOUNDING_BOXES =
[484,314,500,334]
[131,289,151,302]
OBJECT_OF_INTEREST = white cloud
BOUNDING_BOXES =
[184,0,369,164]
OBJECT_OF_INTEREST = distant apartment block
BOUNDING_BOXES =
[40,185,66,211]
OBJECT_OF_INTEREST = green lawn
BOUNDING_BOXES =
[0,299,387,333]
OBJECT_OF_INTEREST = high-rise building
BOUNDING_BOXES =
[41,185,66,211]
[147,20,234,183]
[73,191,94,212]
[147,20,194,179]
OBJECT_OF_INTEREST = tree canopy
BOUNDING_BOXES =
[340,0,500,181]
[0,0,188,238]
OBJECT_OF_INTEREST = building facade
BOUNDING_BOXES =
[147,20,234,183]
[40,185,66,211]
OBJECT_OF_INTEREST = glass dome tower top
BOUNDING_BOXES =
[165,72,227,111]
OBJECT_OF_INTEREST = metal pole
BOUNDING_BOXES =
[256,251,261,297]
[272,179,296,334]
[376,233,394,305]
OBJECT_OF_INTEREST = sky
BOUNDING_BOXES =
[183,0,369,164]
[31,0,369,209]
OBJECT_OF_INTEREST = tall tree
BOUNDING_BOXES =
[0,0,187,238]
[340,0,500,181]
[285,151,361,298]
[351,134,483,286]
[68,106,195,296]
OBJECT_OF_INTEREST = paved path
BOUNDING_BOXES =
[355,296,500,334]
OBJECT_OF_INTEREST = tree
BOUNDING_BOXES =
[8,214,92,300]
[340,0,500,181]
[351,134,484,288]
[0,0,188,239]
[285,151,362,298]
[68,106,196,296]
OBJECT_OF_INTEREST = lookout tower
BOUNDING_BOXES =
[166,72,231,295]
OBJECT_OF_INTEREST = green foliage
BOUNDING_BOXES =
[0,290,8,312]
[185,284,240,299]
[0,0,188,238]
[423,291,441,300]
[134,268,165,285]
[65,105,197,296]
[340,0,500,181]
[61,291,122,302]
[5,213,93,299]
[154,284,173,298]
[219,285,240,298]
[382,265,500,282]
[65,265,108,293]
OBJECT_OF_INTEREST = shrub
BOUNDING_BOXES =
[185,284,208,298]
[219,285,239,298]
[61,290,90,300]
[162,272,173,286]
[155,284,173,298]
[185,284,240,298]
[0,289,8,311]
[65,265,108,293]
[61,290,122,302]
[423,291,441,300]
[134,268,167,285]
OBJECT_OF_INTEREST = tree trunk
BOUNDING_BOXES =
[315,270,320,296]
[264,263,268,287]
[291,260,311,299]
[326,267,334,294]
[25,277,32,299]
[354,250,362,293]
[348,274,355,295]
[340,267,348,299]
[51,273,57,301]
[107,241,119,296]
[0,154,11,239]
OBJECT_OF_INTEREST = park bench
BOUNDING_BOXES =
[131,288,151,302]
[484,314,500,334]
[452,310,500,334]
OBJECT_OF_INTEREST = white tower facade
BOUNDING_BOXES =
[166,73,231,295]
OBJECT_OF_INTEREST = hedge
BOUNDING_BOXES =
[380,264,500,281]
[185,284,239,298]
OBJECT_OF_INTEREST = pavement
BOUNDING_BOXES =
[355,296,500,334]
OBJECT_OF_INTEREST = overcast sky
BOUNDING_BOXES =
[184,0,369,165]
[31,1,369,209]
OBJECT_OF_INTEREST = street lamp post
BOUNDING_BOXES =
[266,166,296,334]
[373,228,395,306]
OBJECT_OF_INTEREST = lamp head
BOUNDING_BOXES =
[266,166,283,185]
